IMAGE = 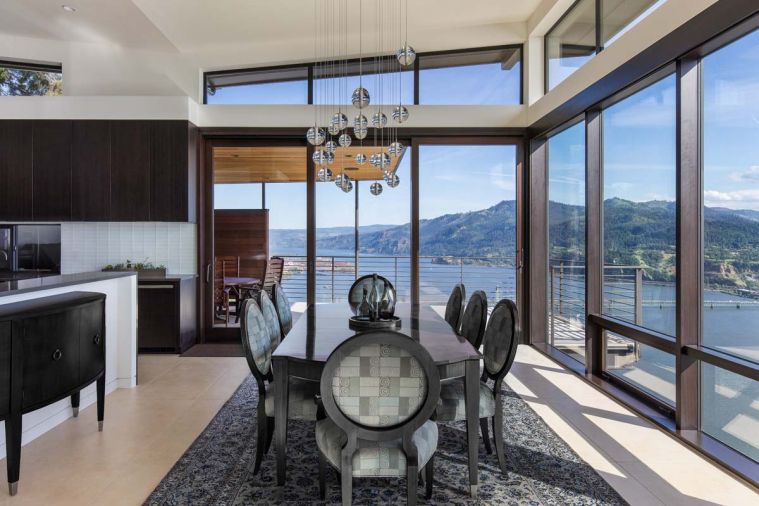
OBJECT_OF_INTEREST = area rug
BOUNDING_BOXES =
[145,377,627,505]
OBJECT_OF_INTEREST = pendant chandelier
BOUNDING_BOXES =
[307,0,414,196]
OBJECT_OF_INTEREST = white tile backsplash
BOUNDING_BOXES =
[61,222,197,275]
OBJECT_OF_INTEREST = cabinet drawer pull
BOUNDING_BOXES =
[52,349,63,361]
[93,333,102,346]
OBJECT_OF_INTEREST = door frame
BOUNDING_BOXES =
[197,128,526,343]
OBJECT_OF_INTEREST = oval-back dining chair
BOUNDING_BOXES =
[444,283,466,332]
[316,331,441,506]
[459,290,488,349]
[240,298,319,475]
[347,274,396,317]
[257,289,282,349]
[271,282,293,338]
[434,298,520,474]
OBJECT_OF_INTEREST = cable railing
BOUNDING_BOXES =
[278,255,516,306]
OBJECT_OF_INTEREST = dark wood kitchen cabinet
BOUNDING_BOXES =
[0,292,106,496]
[71,120,111,221]
[0,119,196,222]
[33,121,73,221]
[150,121,197,222]
[110,120,152,221]
[0,121,34,221]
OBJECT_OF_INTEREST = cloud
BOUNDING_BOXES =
[729,166,759,182]
[704,189,759,210]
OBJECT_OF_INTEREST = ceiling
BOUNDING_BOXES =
[213,145,406,184]
[0,0,541,64]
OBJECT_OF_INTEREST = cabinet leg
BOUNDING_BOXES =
[71,391,81,417]
[5,413,21,496]
[97,375,105,432]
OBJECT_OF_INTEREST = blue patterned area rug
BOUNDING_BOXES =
[145,377,627,505]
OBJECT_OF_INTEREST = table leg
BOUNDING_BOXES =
[273,358,289,486]
[465,359,479,497]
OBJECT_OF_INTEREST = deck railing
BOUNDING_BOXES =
[278,255,516,306]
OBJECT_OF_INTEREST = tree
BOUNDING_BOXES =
[0,67,63,96]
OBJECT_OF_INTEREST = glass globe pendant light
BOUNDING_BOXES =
[352,87,370,109]
[306,126,326,145]
[354,114,368,139]
[355,153,367,165]
[386,173,400,188]
[392,105,409,124]
[396,45,416,66]
[370,182,383,195]
[324,140,338,154]
[318,168,333,182]
[388,141,403,157]
[332,112,348,131]
[372,112,387,128]
[338,133,352,147]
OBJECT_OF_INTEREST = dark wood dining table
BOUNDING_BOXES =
[271,302,483,497]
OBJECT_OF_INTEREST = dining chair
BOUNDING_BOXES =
[316,331,441,506]
[240,298,319,475]
[271,282,293,338]
[263,256,285,296]
[459,290,488,349]
[347,274,396,316]
[434,298,520,474]
[444,283,466,332]
[214,255,239,326]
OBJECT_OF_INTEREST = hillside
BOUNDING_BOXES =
[314,198,759,289]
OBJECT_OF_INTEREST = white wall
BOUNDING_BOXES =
[60,222,197,275]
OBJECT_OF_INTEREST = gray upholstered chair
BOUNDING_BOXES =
[271,282,293,339]
[347,274,396,317]
[444,283,466,332]
[316,331,441,506]
[240,298,319,475]
[434,298,520,474]
[459,290,488,349]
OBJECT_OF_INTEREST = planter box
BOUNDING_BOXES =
[102,267,167,279]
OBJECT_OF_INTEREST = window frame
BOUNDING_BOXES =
[0,58,63,96]
[202,44,524,106]
[543,0,663,93]
[531,10,759,486]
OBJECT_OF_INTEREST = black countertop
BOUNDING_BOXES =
[0,271,137,298]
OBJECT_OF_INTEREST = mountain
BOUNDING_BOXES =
[272,198,759,290]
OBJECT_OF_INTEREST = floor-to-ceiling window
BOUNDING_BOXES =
[547,121,586,363]
[418,142,518,307]
[701,26,759,463]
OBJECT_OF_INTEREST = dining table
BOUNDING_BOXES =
[271,302,483,497]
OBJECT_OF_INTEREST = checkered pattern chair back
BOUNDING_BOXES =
[257,290,282,349]
[272,282,293,336]
[322,331,440,435]
[240,299,275,379]
[482,298,520,379]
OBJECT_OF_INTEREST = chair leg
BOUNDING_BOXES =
[253,405,267,475]
[318,452,327,500]
[492,412,507,475]
[264,416,275,454]
[341,465,352,506]
[480,417,493,454]
[424,456,434,499]
[407,464,418,506]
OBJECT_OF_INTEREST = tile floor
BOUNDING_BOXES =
[0,347,756,505]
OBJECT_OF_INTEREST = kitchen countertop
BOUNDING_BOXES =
[0,271,137,298]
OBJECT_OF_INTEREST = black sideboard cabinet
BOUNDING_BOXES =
[0,291,106,496]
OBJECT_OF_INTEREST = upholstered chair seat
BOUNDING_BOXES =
[264,378,320,420]
[435,379,495,421]
[316,418,438,477]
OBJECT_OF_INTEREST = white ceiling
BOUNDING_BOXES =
[0,0,542,63]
